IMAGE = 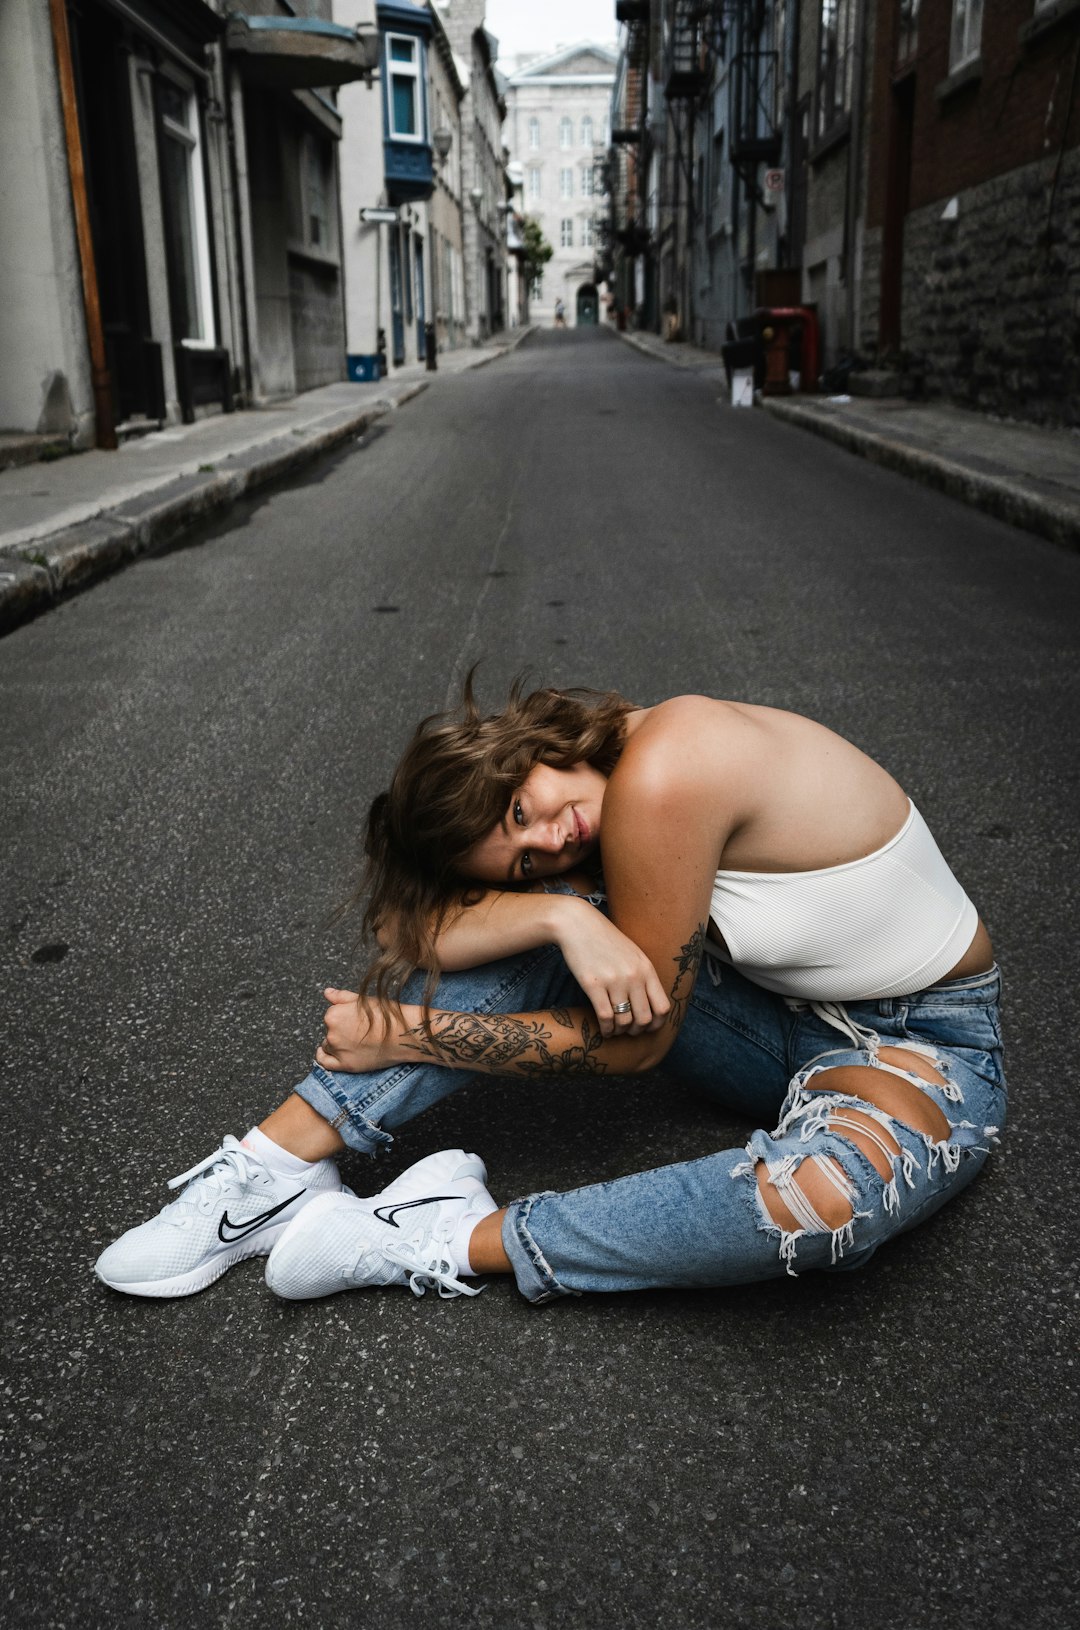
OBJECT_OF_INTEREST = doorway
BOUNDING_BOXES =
[576,284,599,325]
[69,0,163,424]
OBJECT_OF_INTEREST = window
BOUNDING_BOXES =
[560,167,573,199]
[528,166,541,199]
[949,0,983,70]
[560,218,573,248]
[559,117,573,148]
[158,78,215,344]
[581,218,594,248]
[387,34,422,140]
[581,165,594,198]
[815,0,855,141]
[895,0,919,66]
[580,114,593,147]
[302,133,332,250]
[528,116,540,149]
[713,126,728,223]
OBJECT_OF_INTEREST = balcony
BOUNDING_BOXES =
[665,2,707,100]
[225,14,378,90]
[730,49,782,167]
[378,2,435,204]
[383,140,434,204]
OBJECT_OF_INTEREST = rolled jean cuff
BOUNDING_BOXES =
[293,1064,393,1157]
[501,1193,581,1305]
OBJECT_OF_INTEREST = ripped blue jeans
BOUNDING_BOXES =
[295,910,1005,1303]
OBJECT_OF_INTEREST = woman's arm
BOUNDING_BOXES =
[399,885,588,973]
[321,706,727,1075]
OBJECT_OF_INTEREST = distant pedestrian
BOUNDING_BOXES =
[554,298,566,328]
[97,677,1004,1306]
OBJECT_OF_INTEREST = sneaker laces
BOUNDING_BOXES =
[351,1216,484,1300]
[383,1236,485,1299]
[160,1136,262,1224]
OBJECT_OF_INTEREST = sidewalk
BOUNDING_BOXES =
[0,328,533,633]
[617,326,1080,553]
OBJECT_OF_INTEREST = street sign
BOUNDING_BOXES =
[764,169,785,193]
[359,207,399,225]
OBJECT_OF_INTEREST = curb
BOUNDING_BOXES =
[468,323,537,368]
[615,329,720,370]
[0,382,429,636]
[760,397,1080,554]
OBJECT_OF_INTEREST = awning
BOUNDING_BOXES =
[226,14,379,89]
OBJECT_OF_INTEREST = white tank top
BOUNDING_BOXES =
[708,801,978,1001]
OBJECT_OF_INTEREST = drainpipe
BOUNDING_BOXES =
[49,0,117,449]
[225,66,255,403]
[842,0,869,354]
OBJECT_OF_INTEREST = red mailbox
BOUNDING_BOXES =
[755,306,819,395]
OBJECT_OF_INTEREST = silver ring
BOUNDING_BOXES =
[612,1001,632,1015]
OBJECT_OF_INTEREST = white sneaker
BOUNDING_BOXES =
[95,1135,344,1298]
[265,1148,496,1302]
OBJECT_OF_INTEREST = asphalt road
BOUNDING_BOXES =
[3,328,1078,1629]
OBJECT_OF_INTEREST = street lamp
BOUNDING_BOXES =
[432,127,453,164]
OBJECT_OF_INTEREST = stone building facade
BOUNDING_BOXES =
[505,42,616,327]
[0,0,374,448]
[607,1,1078,423]
[437,0,508,342]
[861,0,1080,425]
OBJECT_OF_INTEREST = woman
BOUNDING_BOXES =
[96,681,1004,1304]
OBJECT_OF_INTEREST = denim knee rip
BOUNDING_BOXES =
[731,1034,1001,1276]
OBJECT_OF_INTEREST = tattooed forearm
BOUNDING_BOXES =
[400,1010,607,1076]
[668,924,706,1030]
[516,1014,607,1075]
[401,1013,553,1068]
[550,1007,572,1028]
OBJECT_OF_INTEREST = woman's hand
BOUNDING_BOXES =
[316,988,401,1074]
[556,900,671,1036]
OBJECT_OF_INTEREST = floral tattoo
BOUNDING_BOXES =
[401,1011,608,1076]
[668,924,706,1030]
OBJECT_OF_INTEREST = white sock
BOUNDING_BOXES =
[450,1196,499,1276]
[241,1125,316,1175]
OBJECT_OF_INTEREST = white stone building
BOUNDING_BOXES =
[504,42,616,328]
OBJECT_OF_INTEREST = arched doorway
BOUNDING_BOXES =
[576,284,599,325]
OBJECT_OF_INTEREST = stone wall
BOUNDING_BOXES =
[899,147,1080,427]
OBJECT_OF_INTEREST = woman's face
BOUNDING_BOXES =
[463,761,607,885]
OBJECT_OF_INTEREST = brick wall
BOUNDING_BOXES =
[866,0,1080,224]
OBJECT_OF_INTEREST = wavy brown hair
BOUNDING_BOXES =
[352,672,634,1015]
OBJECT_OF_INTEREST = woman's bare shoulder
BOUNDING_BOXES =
[614,697,754,799]
[624,695,759,753]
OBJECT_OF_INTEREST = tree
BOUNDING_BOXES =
[520,216,553,294]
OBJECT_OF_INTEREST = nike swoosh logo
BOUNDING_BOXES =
[372,1196,458,1229]
[218,1191,306,1242]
